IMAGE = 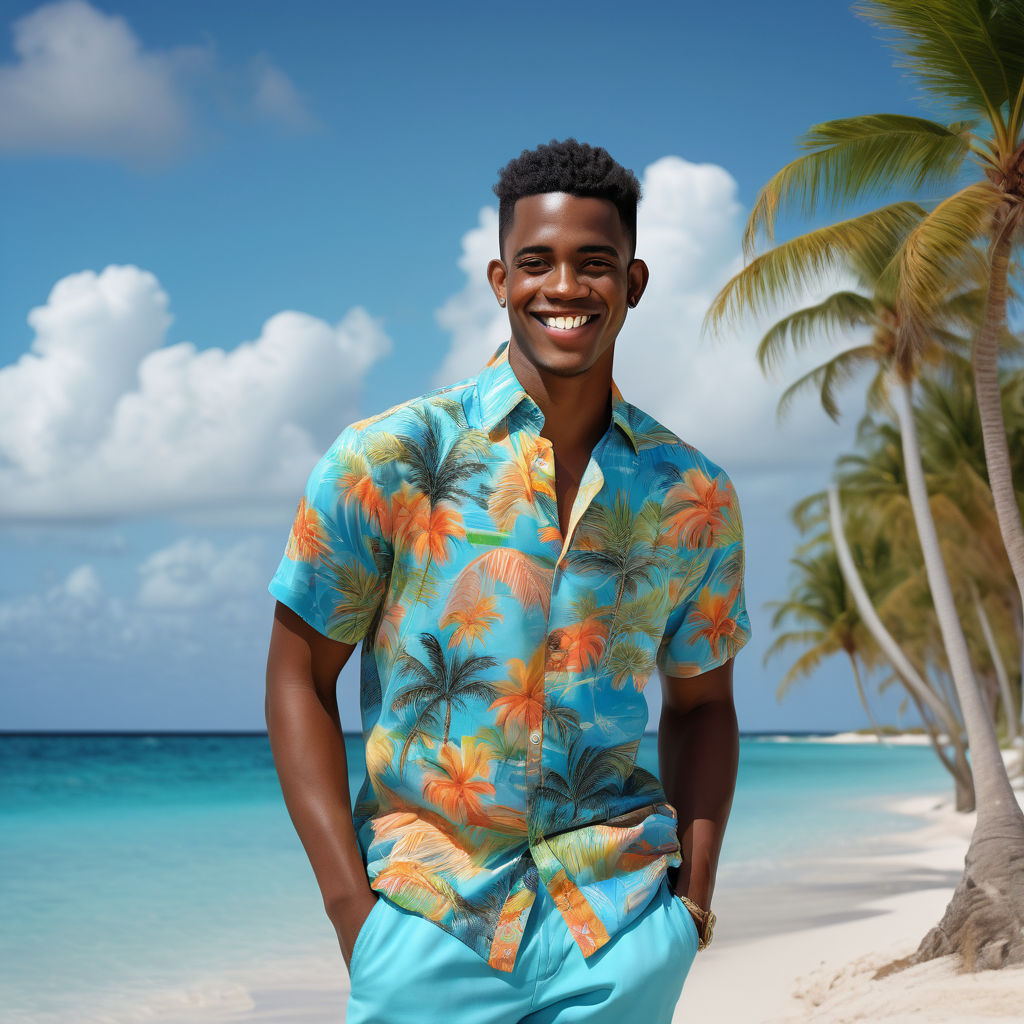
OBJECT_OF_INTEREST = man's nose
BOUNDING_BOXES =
[545,263,589,299]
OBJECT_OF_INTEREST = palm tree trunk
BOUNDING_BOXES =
[905,687,975,812]
[828,485,963,733]
[890,369,1024,970]
[970,576,1020,742]
[828,484,973,807]
[973,208,1024,693]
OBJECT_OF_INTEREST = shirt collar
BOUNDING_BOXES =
[476,341,639,455]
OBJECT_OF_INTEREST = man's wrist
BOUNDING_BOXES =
[674,892,716,951]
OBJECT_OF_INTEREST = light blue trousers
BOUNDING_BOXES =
[345,874,699,1023]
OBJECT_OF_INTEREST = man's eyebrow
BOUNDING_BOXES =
[512,245,554,260]
[512,244,620,260]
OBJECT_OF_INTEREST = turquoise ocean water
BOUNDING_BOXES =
[0,733,951,1021]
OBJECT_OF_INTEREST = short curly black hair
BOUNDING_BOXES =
[493,138,641,257]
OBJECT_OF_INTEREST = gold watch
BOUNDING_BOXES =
[675,893,716,951]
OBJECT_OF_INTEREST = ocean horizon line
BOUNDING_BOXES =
[0,728,891,739]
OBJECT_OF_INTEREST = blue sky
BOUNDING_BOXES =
[1,0,952,731]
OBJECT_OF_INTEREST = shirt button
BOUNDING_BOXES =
[529,730,542,745]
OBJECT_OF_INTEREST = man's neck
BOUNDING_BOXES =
[506,341,614,456]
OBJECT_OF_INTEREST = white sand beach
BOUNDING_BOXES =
[676,747,1024,1024]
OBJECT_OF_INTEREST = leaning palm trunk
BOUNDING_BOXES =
[973,206,1024,703]
[827,484,974,809]
[969,577,1019,744]
[891,369,1024,969]
[906,687,976,813]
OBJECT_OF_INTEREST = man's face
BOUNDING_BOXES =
[487,193,648,379]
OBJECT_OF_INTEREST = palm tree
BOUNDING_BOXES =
[847,0,1024,675]
[725,0,1024,687]
[365,403,493,604]
[531,734,640,843]
[706,123,1024,972]
[392,633,498,778]
[567,494,670,655]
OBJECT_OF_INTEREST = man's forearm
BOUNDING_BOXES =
[657,697,739,910]
[265,677,371,921]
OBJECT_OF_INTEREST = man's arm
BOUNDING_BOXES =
[658,655,739,924]
[264,600,378,969]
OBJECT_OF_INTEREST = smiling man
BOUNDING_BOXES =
[264,138,751,1023]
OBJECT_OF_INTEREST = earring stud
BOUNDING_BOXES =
[499,298,506,307]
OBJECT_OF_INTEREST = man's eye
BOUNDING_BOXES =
[519,260,546,270]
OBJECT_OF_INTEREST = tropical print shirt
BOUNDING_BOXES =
[268,340,751,973]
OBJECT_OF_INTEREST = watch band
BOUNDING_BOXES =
[675,893,716,951]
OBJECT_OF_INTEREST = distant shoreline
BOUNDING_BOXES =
[0,728,931,739]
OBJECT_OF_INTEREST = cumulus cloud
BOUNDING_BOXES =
[0,0,318,164]
[137,537,263,613]
[434,155,869,481]
[250,55,322,132]
[0,562,128,657]
[0,535,268,659]
[0,264,391,520]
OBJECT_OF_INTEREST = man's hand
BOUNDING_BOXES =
[330,887,381,971]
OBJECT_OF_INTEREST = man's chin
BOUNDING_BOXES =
[512,334,610,379]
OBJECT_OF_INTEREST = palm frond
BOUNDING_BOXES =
[743,115,969,251]
[854,0,1024,133]
[885,183,1004,359]
[776,344,880,424]
[705,202,924,335]
[756,291,877,376]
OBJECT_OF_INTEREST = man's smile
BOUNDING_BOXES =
[530,312,600,332]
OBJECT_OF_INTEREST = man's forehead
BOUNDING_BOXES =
[506,192,628,245]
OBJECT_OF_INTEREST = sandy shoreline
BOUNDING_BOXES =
[676,750,1024,1023]
[53,750,1024,1024]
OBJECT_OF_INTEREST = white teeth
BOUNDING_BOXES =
[543,315,592,330]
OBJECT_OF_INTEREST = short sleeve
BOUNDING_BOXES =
[268,426,391,643]
[656,469,752,678]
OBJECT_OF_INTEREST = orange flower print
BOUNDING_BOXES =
[411,505,467,564]
[441,594,502,648]
[285,497,329,563]
[687,587,738,661]
[422,737,496,823]
[558,618,608,671]
[391,483,430,550]
[488,646,545,740]
[663,468,732,548]
[341,465,390,533]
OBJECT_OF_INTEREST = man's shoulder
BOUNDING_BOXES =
[343,373,482,439]
[621,400,736,486]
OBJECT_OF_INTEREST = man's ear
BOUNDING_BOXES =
[487,258,508,307]
[627,258,650,308]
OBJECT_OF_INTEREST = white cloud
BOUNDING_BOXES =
[434,155,870,482]
[0,1,319,165]
[0,0,194,163]
[0,562,128,657]
[435,207,511,387]
[137,537,263,613]
[250,55,321,132]
[0,264,391,520]
[0,535,267,658]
